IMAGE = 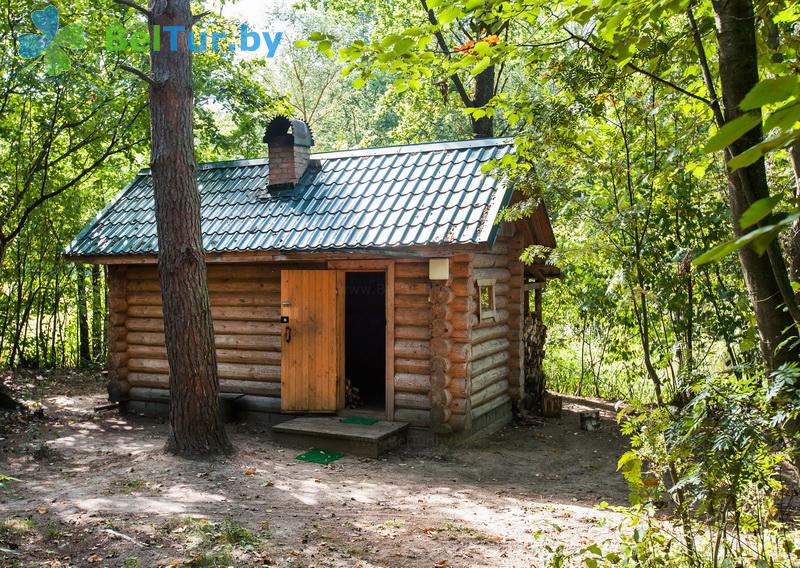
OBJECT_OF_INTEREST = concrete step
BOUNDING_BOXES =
[271,416,408,458]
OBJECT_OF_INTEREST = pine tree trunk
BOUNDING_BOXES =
[148,0,232,456]
[76,265,90,366]
[713,0,800,369]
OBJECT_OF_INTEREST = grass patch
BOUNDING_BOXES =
[124,479,147,491]
[43,520,61,540]
[107,478,161,495]
[0,517,35,538]
[439,521,493,542]
[0,516,36,549]
[188,550,235,567]
[378,519,405,529]
[160,516,270,565]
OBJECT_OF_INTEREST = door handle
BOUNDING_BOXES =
[284,326,292,343]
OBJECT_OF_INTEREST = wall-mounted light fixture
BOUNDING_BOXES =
[429,258,449,280]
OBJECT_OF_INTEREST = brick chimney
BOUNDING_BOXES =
[263,116,315,191]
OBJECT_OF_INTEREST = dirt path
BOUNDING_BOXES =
[0,376,629,567]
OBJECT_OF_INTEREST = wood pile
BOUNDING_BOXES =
[520,314,547,415]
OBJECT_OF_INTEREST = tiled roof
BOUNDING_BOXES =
[66,138,516,258]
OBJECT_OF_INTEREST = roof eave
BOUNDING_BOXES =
[63,242,503,265]
[480,178,515,249]
[64,175,147,259]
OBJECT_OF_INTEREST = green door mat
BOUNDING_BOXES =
[296,448,344,464]
[340,416,379,425]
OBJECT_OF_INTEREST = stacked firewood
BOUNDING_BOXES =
[345,378,361,409]
[520,314,554,416]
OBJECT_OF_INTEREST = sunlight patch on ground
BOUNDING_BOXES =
[0,385,631,566]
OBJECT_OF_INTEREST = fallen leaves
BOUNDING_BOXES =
[422,527,438,535]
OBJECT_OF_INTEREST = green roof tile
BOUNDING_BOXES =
[66,138,513,258]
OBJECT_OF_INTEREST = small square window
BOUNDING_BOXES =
[478,279,496,321]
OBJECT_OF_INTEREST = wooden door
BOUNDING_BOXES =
[280,270,344,412]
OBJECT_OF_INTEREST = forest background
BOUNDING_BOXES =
[2,0,800,563]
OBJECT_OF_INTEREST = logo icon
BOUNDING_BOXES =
[18,4,86,75]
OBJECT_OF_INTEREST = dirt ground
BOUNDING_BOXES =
[0,371,629,567]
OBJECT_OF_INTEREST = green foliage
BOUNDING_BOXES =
[160,516,270,566]
[592,366,800,566]
[693,185,800,266]
[546,367,800,566]
[0,1,285,367]
[0,473,21,491]
[311,4,800,564]
[704,113,762,153]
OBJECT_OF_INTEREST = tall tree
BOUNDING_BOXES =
[114,0,232,456]
[419,0,500,137]
[789,144,800,281]
[326,0,800,370]
[91,265,103,362]
[76,265,90,366]
[0,0,282,369]
[710,0,799,368]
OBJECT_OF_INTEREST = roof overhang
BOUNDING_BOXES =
[64,243,513,265]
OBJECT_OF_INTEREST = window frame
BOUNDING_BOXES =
[477,278,496,322]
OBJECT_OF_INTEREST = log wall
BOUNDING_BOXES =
[468,227,524,426]
[121,264,282,406]
[442,257,476,433]
[107,266,130,401]
[393,261,432,427]
[106,242,527,438]
[505,231,526,401]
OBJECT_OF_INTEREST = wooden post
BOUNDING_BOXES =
[507,240,524,401]
[446,257,475,433]
[430,280,453,434]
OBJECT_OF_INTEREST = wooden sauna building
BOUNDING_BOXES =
[66,119,558,443]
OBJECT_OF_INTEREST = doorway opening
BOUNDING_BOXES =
[345,272,386,412]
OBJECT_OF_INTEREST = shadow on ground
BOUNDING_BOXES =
[0,377,629,567]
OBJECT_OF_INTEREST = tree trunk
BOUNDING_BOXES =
[90,265,103,362]
[49,266,62,367]
[8,245,26,367]
[713,0,800,369]
[76,265,90,366]
[788,144,800,282]
[471,66,495,138]
[148,0,232,456]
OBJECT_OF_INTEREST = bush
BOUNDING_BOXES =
[564,364,800,567]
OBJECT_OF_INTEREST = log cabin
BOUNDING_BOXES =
[66,117,559,446]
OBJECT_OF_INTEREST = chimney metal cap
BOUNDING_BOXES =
[263,115,314,147]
